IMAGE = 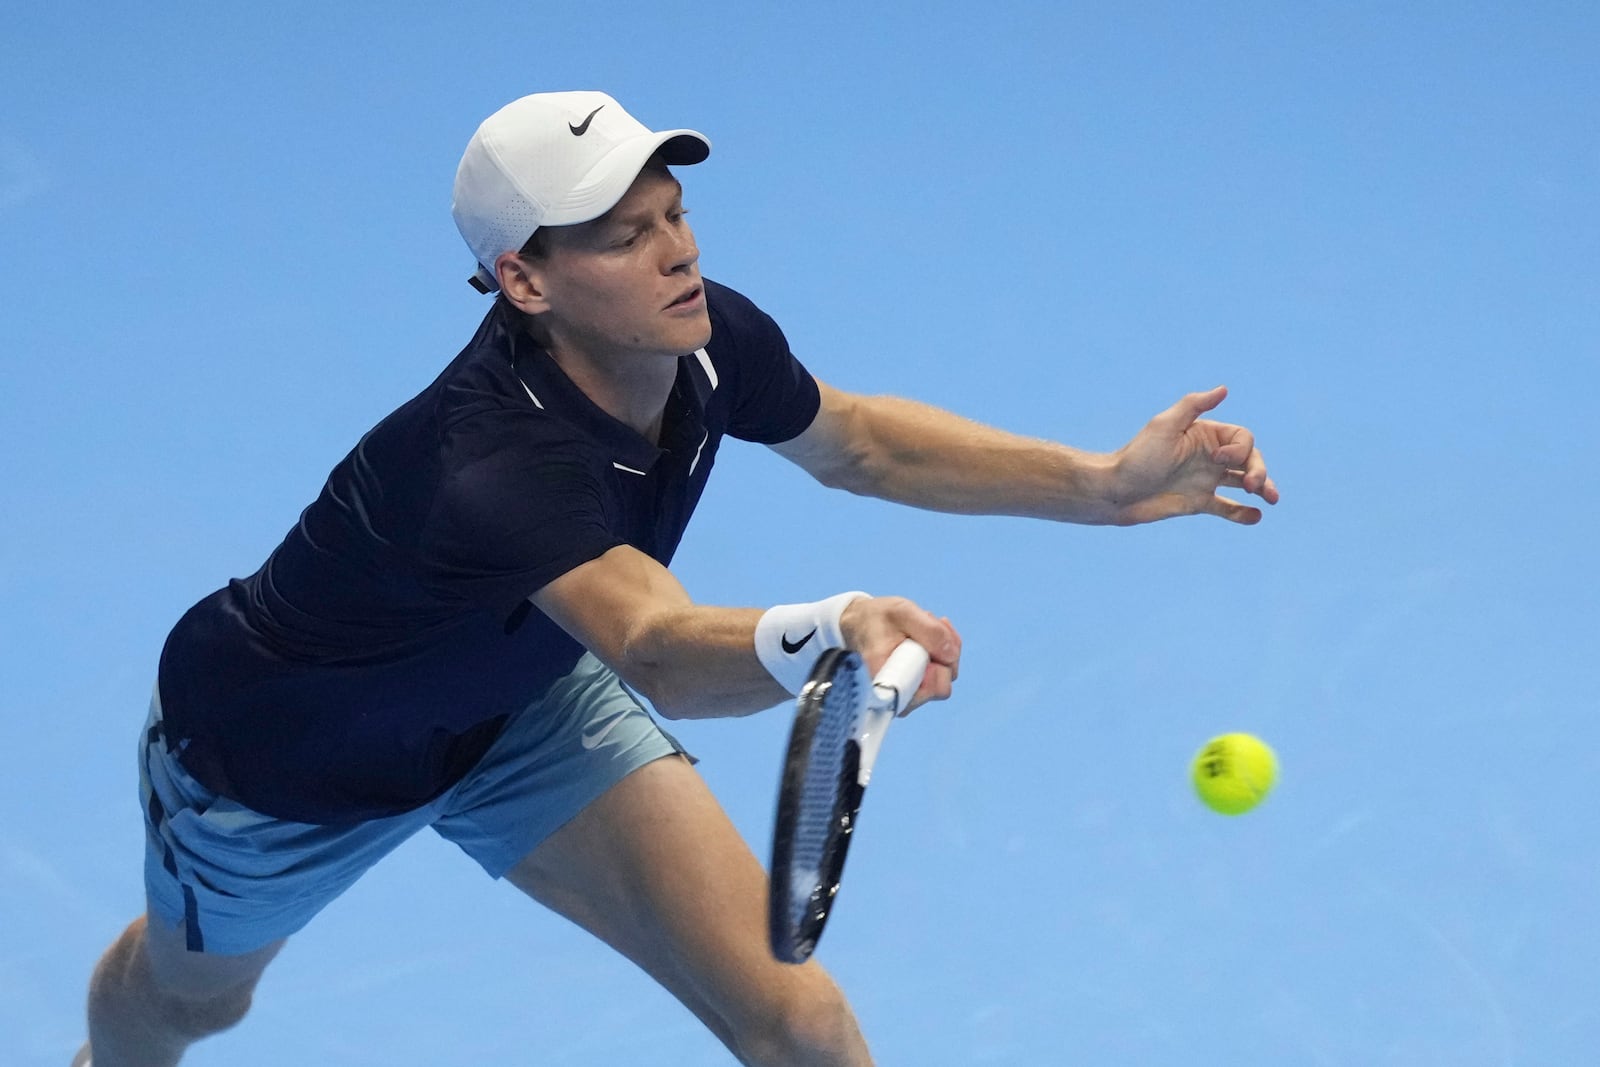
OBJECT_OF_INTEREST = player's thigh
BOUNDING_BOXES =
[503,755,839,1022]
[139,910,285,1001]
[142,683,440,961]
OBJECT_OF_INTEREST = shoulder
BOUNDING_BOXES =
[425,413,614,565]
[441,408,600,480]
[696,279,819,443]
[705,279,784,339]
[703,279,795,371]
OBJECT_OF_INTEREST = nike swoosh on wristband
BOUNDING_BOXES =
[569,106,604,135]
[782,629,817,654]
[580,708,633,750]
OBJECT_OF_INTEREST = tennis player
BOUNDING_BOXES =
[75,91,1278,1067]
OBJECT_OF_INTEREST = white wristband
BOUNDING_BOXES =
[754,591,871,695]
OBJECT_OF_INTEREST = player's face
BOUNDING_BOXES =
[532,166,711,362]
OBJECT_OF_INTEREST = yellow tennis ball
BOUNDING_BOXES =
[1192,733,1278,815]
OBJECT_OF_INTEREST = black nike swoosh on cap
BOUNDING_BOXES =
[782,629,817,654]
[569,106,604,136]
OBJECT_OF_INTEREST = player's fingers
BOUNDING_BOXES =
[906,620,959,714]
[903,662,956,716]
[1160,385,1228,430]
[937,616,961,680]
[1208,425,1255,469]
[1242,450,1279,503]
[1254,473,1280,504]
[1206,493,1263,525]
[892,601,959,664]
[860,597,929,642]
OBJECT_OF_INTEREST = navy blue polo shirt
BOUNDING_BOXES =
[157,280,820,824]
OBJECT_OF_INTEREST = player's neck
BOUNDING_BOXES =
[545,341,676,444]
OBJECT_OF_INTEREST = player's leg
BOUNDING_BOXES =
[505,755,871,1066]
[78,688,436,1066]
[433,653,871,1065]
[81,914,284,1067]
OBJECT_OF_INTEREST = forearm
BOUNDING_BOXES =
[617,603,790,719]
[809,391,1122,524]
[534,546,959,720]
[532,550,791,720]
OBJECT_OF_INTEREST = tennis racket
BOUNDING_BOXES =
[768,638,929,964]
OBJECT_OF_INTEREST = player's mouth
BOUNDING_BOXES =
[664,285,703,312]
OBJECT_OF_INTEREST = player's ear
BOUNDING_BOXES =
[496,251,554,316]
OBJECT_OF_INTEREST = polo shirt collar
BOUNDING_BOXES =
[499,305,706,476]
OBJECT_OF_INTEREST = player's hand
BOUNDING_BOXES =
[839,596,961,714]
[1104,386,1280,525]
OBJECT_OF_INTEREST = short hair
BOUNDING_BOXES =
[517,227,548,261]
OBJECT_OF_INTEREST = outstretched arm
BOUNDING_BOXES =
[771,381,1279,526]
[531,544,960,720]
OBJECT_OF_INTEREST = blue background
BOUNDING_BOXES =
[3,3,1596,1064]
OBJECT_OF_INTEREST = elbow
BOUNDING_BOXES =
[808,462,854,493]
[625,673,700,720]
[808,450,880,496]
[646,692,693,720]
[611,643,747,722]
[613,625,692,719]
[613,657,675,718]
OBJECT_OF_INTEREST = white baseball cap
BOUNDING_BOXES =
[451,91,711,293]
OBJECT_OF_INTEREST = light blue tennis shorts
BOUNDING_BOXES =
[141,653,687,956]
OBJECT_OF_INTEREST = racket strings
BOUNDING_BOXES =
[771,641,928,963]
[788,669,866,932]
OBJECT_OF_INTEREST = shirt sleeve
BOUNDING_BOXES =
[706,281,822,444]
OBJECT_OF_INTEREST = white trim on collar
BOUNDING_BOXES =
[693,348,717,390]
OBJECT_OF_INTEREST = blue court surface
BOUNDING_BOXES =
[4,5,1596,1064]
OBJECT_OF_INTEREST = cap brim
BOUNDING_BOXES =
[656,130,711,167]
[544,129,711,228]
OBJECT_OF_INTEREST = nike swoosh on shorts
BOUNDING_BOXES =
[580,709,634,750]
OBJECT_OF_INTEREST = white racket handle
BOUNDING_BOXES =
[855,639,930,786]
[873,639,930,715]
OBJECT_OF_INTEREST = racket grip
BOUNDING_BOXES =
[873,639,930,715]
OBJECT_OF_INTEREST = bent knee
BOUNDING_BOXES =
[737,974,863,1065]
[92,916,267,1042]
[152,982,258,1041]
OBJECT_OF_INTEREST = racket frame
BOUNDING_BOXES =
[768,639,929,963]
